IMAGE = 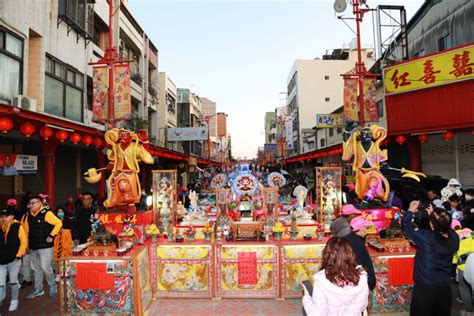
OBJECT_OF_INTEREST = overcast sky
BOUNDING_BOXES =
[129,0,425,159]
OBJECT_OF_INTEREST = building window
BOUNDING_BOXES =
[438,33,452,51]
[324,75,329,80]
[287,72,297,94]
[376,100,384,118]
[0,28,23,102]
[329,129,334,137]
[44,55,83,121]
[166,93,176,114]
[325,97,330,102]
[320,138,325,147]
[337,127,343,134]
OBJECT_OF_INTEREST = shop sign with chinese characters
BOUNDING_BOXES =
[384,44,474,95]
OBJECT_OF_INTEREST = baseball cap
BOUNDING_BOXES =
[330,218,352,237]
[6,198,17,206]
[0,209,14,216]
[342,204,362,215]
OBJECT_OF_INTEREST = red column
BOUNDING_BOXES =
[41,139,59,207]
[406,137,422,172]
[96,150,106,200]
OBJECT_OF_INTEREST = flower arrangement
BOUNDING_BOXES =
[146,224,160,242]
[203,223,213,233]
[272,222,285,233]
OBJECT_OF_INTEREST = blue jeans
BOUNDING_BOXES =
[0,259,21,302]
[30,247,55,292]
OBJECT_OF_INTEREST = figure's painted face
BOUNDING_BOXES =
[119,131,132,144]
[360,128,373,142]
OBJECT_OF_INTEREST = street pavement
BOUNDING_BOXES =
[0,281,465,316]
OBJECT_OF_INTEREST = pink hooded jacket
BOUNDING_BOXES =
[302,268,369,316]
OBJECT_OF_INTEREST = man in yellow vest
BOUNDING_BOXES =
[454,228,474,313]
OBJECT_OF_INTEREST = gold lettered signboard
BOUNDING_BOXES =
[384,44,474,95]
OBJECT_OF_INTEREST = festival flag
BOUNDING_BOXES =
[92,66,108,121]
[343,78,359,122]
[113,64,132,120]
[362,78,379,122]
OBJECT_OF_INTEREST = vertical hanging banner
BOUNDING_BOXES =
[285,119,293,149]
[92,66,108,121]
[362,78,379,122]
[343,78,359,122]
[113,64,132,120]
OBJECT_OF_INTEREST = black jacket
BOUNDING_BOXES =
[343,231,376,291]
[402,211,459,286]
[0,222,21,264]
[75,206,97,244]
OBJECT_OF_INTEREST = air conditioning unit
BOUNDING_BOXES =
[11,95,37,111]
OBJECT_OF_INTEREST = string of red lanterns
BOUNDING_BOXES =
[69,132,82,144]
[39,126,54,140]
[20,122,36,139]
[0,117,14,136]
[82,135,93,146]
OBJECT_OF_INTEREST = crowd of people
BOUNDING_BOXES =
[302,178,474,316]
[0,192,99,313]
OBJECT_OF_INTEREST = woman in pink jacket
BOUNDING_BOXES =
[302,237,369,316]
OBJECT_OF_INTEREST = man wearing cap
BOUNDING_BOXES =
[0,208,27,312]
[330,204,376,290]
[6,198,23,222]
[21,196,62,299]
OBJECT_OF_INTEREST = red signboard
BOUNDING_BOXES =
[237,252,257,285]
[76,262,114,290]
[387,257,415,286]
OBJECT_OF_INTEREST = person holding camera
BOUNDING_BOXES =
[402,201,459,316]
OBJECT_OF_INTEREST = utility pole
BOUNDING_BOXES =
[89,0,130,129]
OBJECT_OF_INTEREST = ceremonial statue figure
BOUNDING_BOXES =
[342,124,390,206]
[84,128,154,212]
[291,185,312,219]
[189,190,199,211]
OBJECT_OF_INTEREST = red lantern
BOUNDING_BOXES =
[471,130,474,136]
[20,122,36,139]
[82,135,93,146]
[418,134,429,143]
[69,132,82,144]
[39,126,54,140]
[55,130,69,143]
[0,117,14,135]
[442,131,454,141]
[93,137,103,148]
[396,135,406,145]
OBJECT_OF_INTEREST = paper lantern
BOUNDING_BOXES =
[55,130,69,143]
[442,131,454,141]
[20,122,36,139]
[70,132,82,144]
[82,135,93,146]
[39,126,54,140]
[93,137,103,148]
[0,117,14,135]
[418,134,429,143]
[396,135,406,145]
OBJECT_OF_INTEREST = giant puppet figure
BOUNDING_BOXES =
[84,128,154,212]
[342,124,390,207]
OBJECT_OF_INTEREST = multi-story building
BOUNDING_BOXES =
[264,112,277,144]
[286,48,373,156]
[380,0,474,186]
[216,112,228,163]
[176,88,203,156]
[156,72,177,150]
[200,97,217,159]
[0,0,159,205]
